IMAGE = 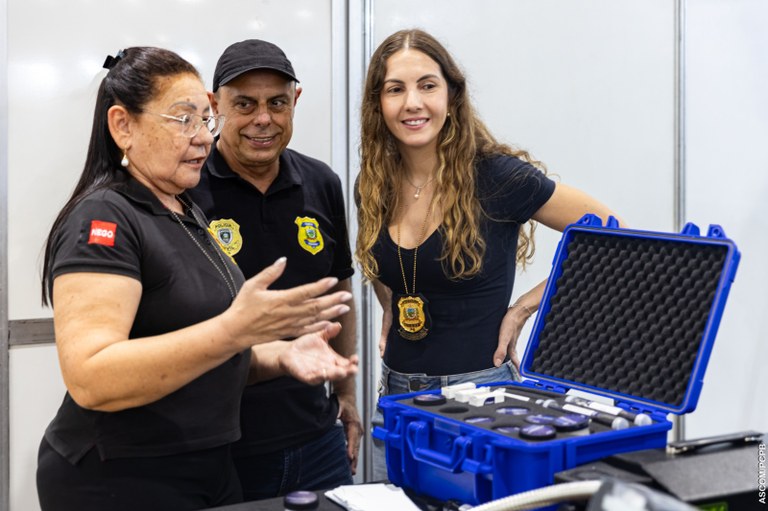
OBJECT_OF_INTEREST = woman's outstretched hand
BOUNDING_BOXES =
[247,322,359,385]
[224,257,354,348]
[279,322,359,385]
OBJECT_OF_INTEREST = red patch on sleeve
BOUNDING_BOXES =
[88,220,118,247]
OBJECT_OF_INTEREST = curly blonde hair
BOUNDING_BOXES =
[356,29,545,282]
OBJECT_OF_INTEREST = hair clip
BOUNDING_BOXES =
[103,49,126,70]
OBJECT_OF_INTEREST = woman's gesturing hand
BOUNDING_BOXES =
[250,322,359,384]
[279,323,359,385]
[223,257,354,348]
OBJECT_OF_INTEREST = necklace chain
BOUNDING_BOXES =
[168,195,237,300]
[396,196,435,295]
[404,173,436,200]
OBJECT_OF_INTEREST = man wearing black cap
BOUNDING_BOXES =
[188,39,361,500]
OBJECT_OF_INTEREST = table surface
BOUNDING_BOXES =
[203,493,343,511]
[201,485,440,511]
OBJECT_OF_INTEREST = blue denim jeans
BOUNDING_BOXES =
[371,361,519,482]
[233,421,352,501]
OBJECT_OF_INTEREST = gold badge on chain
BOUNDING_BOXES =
[397,294,429,341]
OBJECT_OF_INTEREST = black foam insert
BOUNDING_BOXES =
[530,232,728,406]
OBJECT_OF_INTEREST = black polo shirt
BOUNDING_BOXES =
[45,174,249,463]
[373,155,556,375]
[189,145,354,454]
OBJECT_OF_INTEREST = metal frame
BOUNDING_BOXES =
[1,0,11,508]
[8,319,54,347]
[345,0,377,483]
[358,0,377,483]
[331,0,371,483]
[672,0,687,443]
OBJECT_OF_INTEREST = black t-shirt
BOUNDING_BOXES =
[373,155,556,375]
[189,145,354,454]
[45,175,249,463]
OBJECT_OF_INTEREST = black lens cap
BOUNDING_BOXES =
[525,414,556,425]
[283,490,319,510]
[464,415,494,425]
[553,413,590,432]
[493,425,521,435]
[413,393,447,406]
[519,424,557,440]
[496,406,529,416]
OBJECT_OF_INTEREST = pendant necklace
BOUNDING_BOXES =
[167,195,237,300]
[404,173,436,200]
[395,195,435,341]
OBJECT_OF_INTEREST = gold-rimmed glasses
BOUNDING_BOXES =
[145,112,225,138]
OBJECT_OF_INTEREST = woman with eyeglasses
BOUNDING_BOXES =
[36,46,357,511]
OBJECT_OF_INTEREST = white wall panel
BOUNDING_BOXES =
[7,0,333,320]
[685,0,768,438]
[369,0,767,443]
[5,1,337,509]
[8,346,63,511]
[371,0,676,369]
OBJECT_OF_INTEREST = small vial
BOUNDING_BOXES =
[283,490,319,510]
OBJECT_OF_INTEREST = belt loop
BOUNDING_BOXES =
[408,379,429,392]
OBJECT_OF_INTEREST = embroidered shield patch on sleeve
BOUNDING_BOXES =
[294,216,324,255]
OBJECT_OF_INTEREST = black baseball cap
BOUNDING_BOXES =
[212,39,299,91]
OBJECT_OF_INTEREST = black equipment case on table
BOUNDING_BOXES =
[555,430,764,510]
[373,214,741,508]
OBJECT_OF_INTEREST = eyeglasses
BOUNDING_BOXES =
[145,112,226,138]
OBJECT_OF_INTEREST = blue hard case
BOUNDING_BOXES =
[374,214,740,507]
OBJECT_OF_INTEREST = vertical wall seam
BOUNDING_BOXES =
[672,0,687,443]
[1,0,11,506]
[331,0,371,485]
[675,0,687,230]
[359,0,376,483]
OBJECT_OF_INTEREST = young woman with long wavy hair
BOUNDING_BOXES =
[355,29,622,479]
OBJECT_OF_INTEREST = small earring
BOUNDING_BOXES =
[121,151,129,167]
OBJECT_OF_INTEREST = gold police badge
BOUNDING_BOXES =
[294,216,324,255]
[208,219,243,258]
[397,294,429,341]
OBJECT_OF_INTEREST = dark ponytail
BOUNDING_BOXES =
[41,47,200,305]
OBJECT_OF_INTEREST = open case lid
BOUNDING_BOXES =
[520,214,740,415]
